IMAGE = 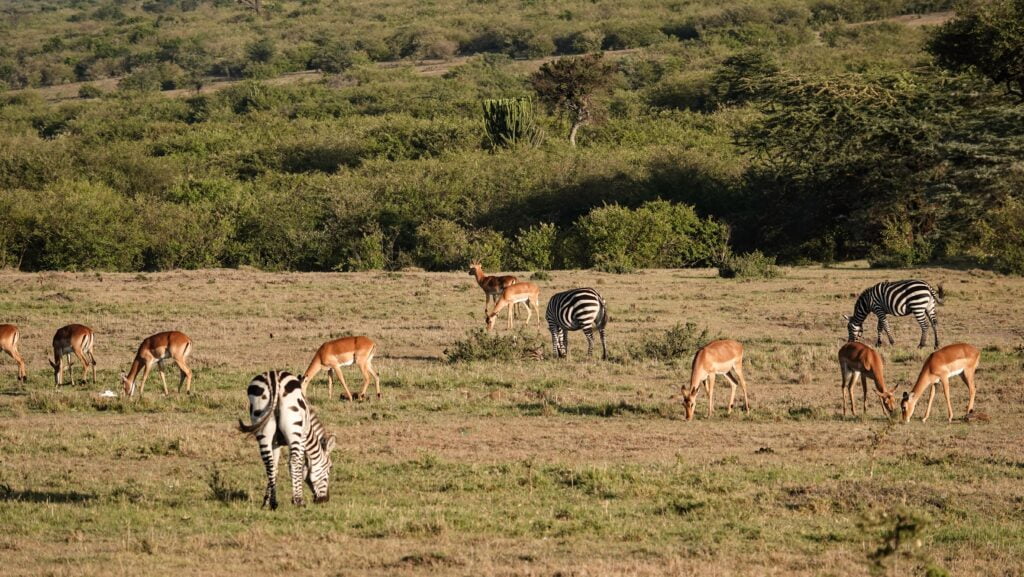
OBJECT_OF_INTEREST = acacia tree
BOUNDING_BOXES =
[530,53,614,146]
[927,0,1024,102]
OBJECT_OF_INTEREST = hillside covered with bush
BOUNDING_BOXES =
[1,0,1022,273]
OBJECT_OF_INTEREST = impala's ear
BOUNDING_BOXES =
[48,359,58,369]
[890,382,900,393]
[901,391,910,401]
[842,314,851,322]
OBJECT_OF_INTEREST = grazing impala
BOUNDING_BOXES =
[468,261,519,320]
[838,342,897,417]
[900,343,980,423]
[485,282,541,331]
[681,339,750,420]
[121,331,194,397]
[0,324,27,382]
[50,324,96,386]
[301,336,380,401]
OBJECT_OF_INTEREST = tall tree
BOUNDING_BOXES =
[530,54,613,146]
[927,0,1024,102]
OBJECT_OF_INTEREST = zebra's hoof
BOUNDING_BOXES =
[292,497,305,507]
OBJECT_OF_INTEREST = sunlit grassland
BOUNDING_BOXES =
[1,266,1023,576]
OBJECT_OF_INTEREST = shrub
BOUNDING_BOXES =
[555,30,604,55]
[982,199,1024,275]
[78,84,103,99]
[601,22,669,50]
[414,218,470,271]
[570,200,730,271]
[444,328,545,363]
[718,250,782,279]
[630,322,711,362]
[867,217,932,269]
[509,223,558,271]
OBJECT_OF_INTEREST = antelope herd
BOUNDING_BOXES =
[1,272,981,427]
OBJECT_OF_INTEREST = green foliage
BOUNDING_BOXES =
[717,250,782,279]
[867,216,933,269]
[78,84,104,99]
[509,223,558,271]
[570,201,729,271]
[927,0,1024,101]
[530,53,615,145]
[707,50,779,108]
[444,328,544,363]
[982,199,1024,275]
[630,322,711,362]
[481,98,543,149]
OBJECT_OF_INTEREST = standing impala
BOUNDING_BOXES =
[301,336,380,401]
[50,324,96,386]
[838,342,897,417]
[0,324,27,382]
[468,261,520,321]
[121,331,194,397]
[485,282,541,331]
[900,343,980,423]
[681,339,750,420]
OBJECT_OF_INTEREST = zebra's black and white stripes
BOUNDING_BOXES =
[545,288,609,359]
[845,280,944,349]
[238,370,336,509]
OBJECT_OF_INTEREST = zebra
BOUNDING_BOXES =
[546,288,609,360]
[844,280,944,349]
[238,371,336,509]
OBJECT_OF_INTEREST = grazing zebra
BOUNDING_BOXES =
[546,288,609,360]
[238,371,336,509]
[844,280,944,349]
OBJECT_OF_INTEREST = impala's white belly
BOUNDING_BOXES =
[947,367,964,378]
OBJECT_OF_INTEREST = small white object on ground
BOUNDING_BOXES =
[99,390,118,398]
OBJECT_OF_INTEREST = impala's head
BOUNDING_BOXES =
[681,391,697,421]
[121,372,134,397]
[485,312,498,332]
[878,387,898,417]
[899,391,916,423]
[843,314,862,342]
[308,434,337,504]
[468,262,481,276]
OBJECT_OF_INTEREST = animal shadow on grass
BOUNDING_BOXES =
[517,400,667,418]
[0,486,96,504]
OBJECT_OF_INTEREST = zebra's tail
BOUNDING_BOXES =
[598,296,610,327]
[933,283,945,305]
[238,374,277,435]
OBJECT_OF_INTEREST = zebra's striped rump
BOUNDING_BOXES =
[239,371,336,509]
[545,288,609,359]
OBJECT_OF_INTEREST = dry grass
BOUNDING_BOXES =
[0,266,1023,576]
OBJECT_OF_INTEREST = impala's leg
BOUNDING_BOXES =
[706,373,716,418]
[366,354,381,398]
[723,371,738,415]
[333,364,354,401]
[7,346,27,382]
[357,356,376,399]
[940,374,954,422]
[87,348,97,384]
[158,360,169,395]
[849,371,859,417]
[914,311,929,349]
[71,345,90,385]
[54,354,63,387]
[523,300,533,326]
[326,368,334,399]
[923,383,937,422]
[174,355,193,394]
[137,360,154,397]
[860,373,869,414]
[840,366,849,416]
[961,368,976,415]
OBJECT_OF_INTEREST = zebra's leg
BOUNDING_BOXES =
[599,327,607,360]
[258,435,279,510]
[549,327,560,358]
[288,438,306,507]
[881,314,895,346]
[930,310,940,349]
[583,328,595,358]
[914,311,930,349]
[562,331,569,359]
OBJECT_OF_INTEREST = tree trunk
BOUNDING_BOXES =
[568,120,581,147]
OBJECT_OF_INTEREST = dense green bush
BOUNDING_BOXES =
[509,223,558,271]
[717,250,782,279]
[982,199,1024,275]
[630,322,712,362]
[570,200,729,271]
[444,328,545,363]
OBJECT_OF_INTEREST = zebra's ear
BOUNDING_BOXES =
[323,434,337,453]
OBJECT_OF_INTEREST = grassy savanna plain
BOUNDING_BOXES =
[0,267,1022,576]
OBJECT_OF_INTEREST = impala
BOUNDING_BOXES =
[485,282,541,331]
[50,324,96,386]
[838,342,897,417]
[0,324,27,382]
[301,336,380,401]
[900,343,979,423]
[682,339,749,420]
[468,261,520,321]
[121,331,194,397]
